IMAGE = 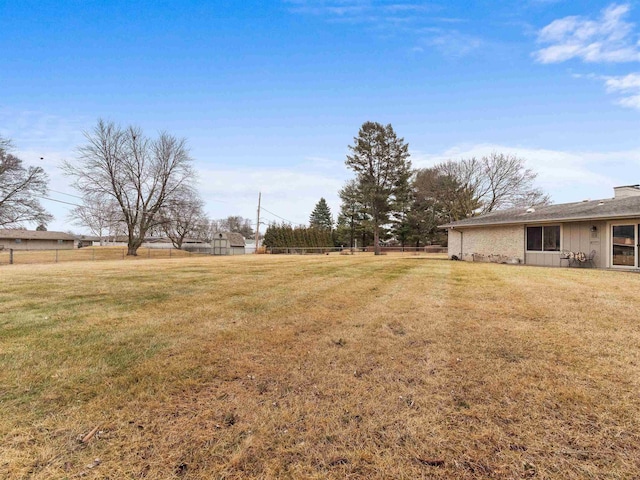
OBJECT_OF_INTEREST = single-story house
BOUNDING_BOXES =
[439,185,640,270]
[94,236,207,249]
[0,230,76,250]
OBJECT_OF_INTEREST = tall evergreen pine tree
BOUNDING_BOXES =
[309,198,333,230]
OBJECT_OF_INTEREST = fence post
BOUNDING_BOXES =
[55,249,58,263]
[170,248,172,258]
[148,248,150,259]
[9,248,13,265]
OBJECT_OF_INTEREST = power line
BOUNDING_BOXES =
[38,195,83,208]
[207,197,233,204]
[38,189,304,227]
[48,189,84,200]
[260,206,301,225]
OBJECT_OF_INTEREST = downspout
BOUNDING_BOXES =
[460,229,464,261]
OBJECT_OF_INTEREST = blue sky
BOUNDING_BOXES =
[2,0,640,232]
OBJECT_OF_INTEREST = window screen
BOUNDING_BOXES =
[526,226,542,251]
[543,226,560,251]
[527,226,560,251]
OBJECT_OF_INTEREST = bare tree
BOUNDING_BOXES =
[213,215,254,238]
[435,152,550,218]
[68,193,123,245]
[158,188,205,249]
[64,120,196,255]
[0,136,52,228]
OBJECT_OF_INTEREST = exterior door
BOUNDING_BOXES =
[212,238,228,256]
[611,224,636,267]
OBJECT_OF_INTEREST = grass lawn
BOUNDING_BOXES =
[1,255,639,479]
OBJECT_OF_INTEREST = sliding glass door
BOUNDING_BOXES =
[612,224,636,267]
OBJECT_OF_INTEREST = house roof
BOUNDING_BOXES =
[0,229,76,241]
[439,195,640,229]
[212,232,246,247]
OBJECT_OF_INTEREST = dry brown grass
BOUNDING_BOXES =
[1,255,639,479]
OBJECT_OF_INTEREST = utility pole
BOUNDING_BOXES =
[254,192,261,253]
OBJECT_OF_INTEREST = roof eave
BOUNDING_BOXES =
[439,212,640,229]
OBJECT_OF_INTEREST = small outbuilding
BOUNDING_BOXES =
[211,232,246,255]
[440,185,640,270]
[0,229,76,251]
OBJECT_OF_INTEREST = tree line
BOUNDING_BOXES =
[1,119,548,255]
[262,223,333,249]
[266,121,549,253]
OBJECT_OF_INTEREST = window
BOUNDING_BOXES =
[612,224,635,267]
[543,226,560,251]
[57,239,64,244]
[527,225,560,252]
[15,239,22,244]
[526,226,542,251]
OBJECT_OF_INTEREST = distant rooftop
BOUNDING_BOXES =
[0,229,76,240]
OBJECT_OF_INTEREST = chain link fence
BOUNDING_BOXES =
[266,246,447,255]
[0,247,204,266]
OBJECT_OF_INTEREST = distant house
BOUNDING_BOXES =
[211,232,246,255]
[93,235,207,249]
[439,185,640,269]
[244,238,258,254]
[75,235,101,248]
[0,230,75,251]
[101,235,130,247]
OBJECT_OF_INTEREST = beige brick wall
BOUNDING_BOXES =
[446,226,525,263]
[448,229,462,258]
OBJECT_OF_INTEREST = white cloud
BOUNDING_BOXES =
[286,1,432,18]
[605,72,640,109]
[0,108,87,153]
[574,72,640,110]
[196,160,348,227]
[604,72,640,91]
[616,94,640,108]
[534,3,640,63]
[421,30,483,57]
[285,0,478,57]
